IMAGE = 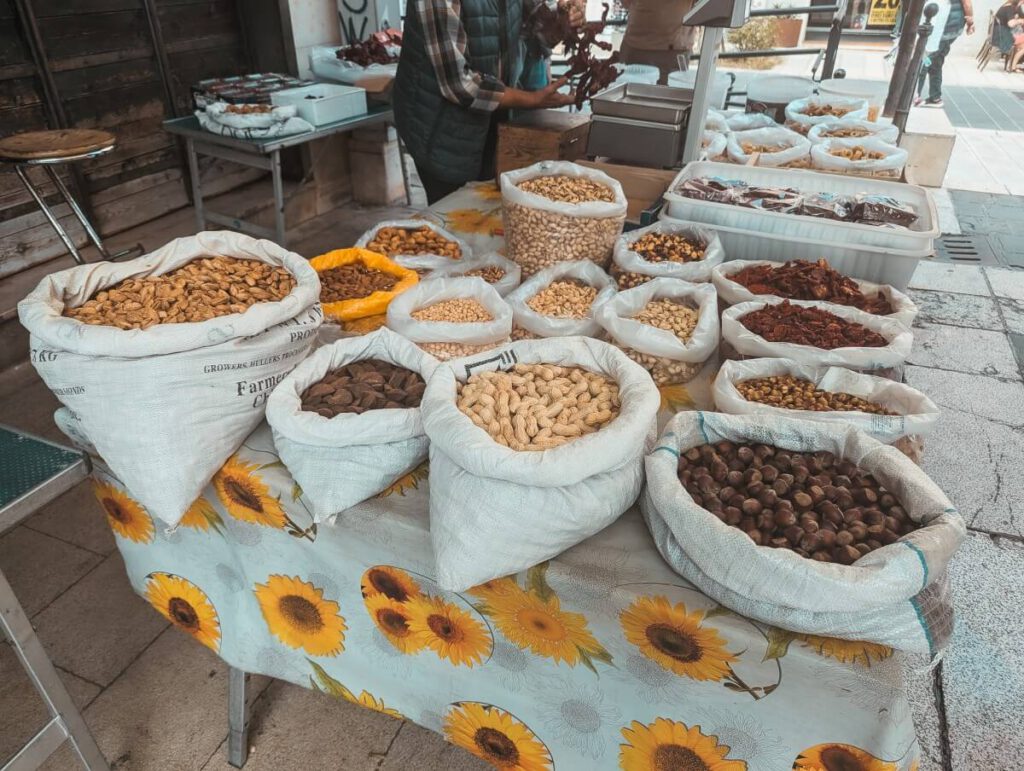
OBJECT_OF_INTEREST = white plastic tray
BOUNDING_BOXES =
[662,161,938,254]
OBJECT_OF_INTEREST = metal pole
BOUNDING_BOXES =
[14,165,87,265]
[821,0,850,79]
[682,27,726,165]
[227,667,250,768]
[186,139,206,232]
[270,150,287,246]
[894,2,939,132]
[883,0,926,117]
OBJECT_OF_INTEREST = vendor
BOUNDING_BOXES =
[619,0,697,85]
[394,0,584,204]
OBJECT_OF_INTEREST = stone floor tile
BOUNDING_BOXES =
[0,644,101,764]
[904,659,945,771]
[0,375,63,444]
[996,297,1024,336]
[25,480,116,556]
[986,267,1024,302]
[908,262,991,296]
[378,721,489,771]
[928,187,961,235]
[908,290,1002,331]
[31,552,167,686]
[907,323,1020,380]
[200,681,401,771]
[942,532,1024,771]
[903,365,1024,426]
[0,526,102,618]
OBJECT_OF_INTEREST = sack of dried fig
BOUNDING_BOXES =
[18,231,322,527]
[266,327,439,520]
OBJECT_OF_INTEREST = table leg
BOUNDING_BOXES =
[227,666,250,768]
[186,138,205,233]
[270,150,286,247]
[14,165,88,265]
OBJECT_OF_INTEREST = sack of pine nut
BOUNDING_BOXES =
[611,220,725,288]
[421,337,661,591]
[18,231,322,528]
[505,260,616,340]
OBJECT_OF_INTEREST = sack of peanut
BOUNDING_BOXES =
[421,337,661,591]
[18,231,322,527]
[611,220,725,288]
[266,327,438,520]
[505,260,616,340]
[500,161,627,277]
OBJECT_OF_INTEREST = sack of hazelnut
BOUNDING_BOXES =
[595,278,720,387]
[266,327,438,520]
[505,260,616,340]
[17,231,322,528]
[421,337,661,591]
[641,411,966,653]
[612,219,725,288]
[430,252,522,297]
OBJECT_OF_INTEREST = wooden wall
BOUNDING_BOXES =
[0,0,259,278]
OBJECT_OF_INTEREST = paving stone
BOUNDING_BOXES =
[942,532,1024,771]
[908,289,1002,330]
[200,680,401,771]
[907,323,1020,380]
[997,298,1024,336]
[909,262,991,296]
[903,659,944,771]
[379,721,489,771]
[0,526,102,617]
[928,187,961,235]
[986,267,1024,302]
[904,365,1024,425]
[0,374,64,444]
[31,552,168,687]
[0,644,100,764]
[25,479,116,556]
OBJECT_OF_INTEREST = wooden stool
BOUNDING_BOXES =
[0,129,132,265]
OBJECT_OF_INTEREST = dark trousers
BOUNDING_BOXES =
[918,37,953,102]
[413,110,507,205]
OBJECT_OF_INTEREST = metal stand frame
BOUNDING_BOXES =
[227,667,250,769]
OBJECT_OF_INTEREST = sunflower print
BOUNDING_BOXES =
[487,585,603,665]
[308,660,403,718]
[144,573,220,651]
[467,576,522,607]
[406,595,492,667]
[797,634,894,667]
[620,596,737,681]
[254,575,346,656]
[360,565,422,603]
[179,497,224,532]
[444,702,553,771]
[342,313,387,334]
[213,455,286,528]
[364,593,427,654]
[94,481,154,544]
[659,383,696,413]
[469,180,503,201]
[793,743,898,771]
[376,462,428,498]
[352,690,404,719]
[620,717,747,771]
[445,208,503,237]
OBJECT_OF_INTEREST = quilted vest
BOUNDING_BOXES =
[394,0,524,184]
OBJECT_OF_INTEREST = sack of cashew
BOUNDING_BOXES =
[385,276,512,361]
[595,278,720,386]
[500,160,627,278]
[611,219,725,288]
[18,231,322,527]
[430,252,522,296]
[266,327,438,521]
[642,411,965,653]
[421,337,661,591]
[505,260,616,340]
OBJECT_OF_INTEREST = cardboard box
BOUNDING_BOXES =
[496,110,591,177]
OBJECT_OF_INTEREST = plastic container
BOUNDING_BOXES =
[745,75,814,122]
[662,161,939,255]
[818,78,888,122]
[271,84,367,126]
[616,63,660,85]
[668,69,731,110]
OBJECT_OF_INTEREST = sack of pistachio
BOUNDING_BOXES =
[18,231,322,527]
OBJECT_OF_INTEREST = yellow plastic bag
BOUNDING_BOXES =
[310,248,418,322]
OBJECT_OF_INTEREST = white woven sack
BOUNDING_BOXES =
[18,231,322,527]
[713,358,940,443]
[196,110,313,139]
[356,220,472,263]
[721,298,913,372]
[393,254,460,280]
[807,119,900,144]
[430,252,522,296]
[726,127,811,167]
[785,96,870,133]
[705,109,728,132]
[642,411,965,653]
[811,137,909,178]
[267,328,437,521]
[726,111,778,132]
[421,337,661,591]
[711,260,919,327]
[613,221,725,283]
[505,261,616,338]
[702,131,727,161]
[204,101,297,129]
[386,277,512,345]
[500,161,628,219]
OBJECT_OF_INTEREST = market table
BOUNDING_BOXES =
[162,106,394,247]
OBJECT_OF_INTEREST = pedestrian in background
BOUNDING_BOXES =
[916,0,975,107]
[619,0,697,84]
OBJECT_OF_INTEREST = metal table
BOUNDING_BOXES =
[163,106,394,247]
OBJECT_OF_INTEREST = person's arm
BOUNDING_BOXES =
[963,0,975,33]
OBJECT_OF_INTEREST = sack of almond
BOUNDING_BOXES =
[385,276,512,361]
[611,219,725,288]
[18,231,322,527]
[356,219,470,263]
[266,327,438,520]
[505,260,616,340]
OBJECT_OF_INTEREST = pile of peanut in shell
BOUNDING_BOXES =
[621,299,703,385]
[457,364,620,451]
[366,226,462,260]
[736,375,896,415]
[678,441,919,564]
[64,256,295,330]
[301,359,425,418]
[410,298,500,360]
[319,263,398,303]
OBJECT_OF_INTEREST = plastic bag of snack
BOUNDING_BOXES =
[785,96,870,134]
[811,137,909,178]
[612,220,725,287]
[505,261,616,339]
[430,252,521,296]
[726,127,811,168]
[310,247,418,322]
[807,119,900,144]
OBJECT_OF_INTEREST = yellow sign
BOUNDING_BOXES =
[868,0,900,27]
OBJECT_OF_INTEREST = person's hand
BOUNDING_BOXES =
[527,76,576,108]
[966,16,976,34]
[559,0,586,28]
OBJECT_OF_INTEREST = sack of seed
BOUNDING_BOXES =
[596,278,720,386]
[386,276,512,361]
[356,219,471,263]
[642,411,965,653]
[421,337,661,591]
[18,231,322,527]
[429,252,522,296]
[266,327,438,521]
[505,260,616,340]
[611,219,725,288]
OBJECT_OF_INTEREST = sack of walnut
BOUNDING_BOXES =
[596,278,719,386]
[386,276,512,361]
[18,231,322,527]
[611,220,725,288]
[430,252,522,296]
[505,260,616,340]
[266,327,438,521]
[642,411,965,653]
[421,337,660,590]
[810,137,909,179]
[713,358,940,463]
[501,161,627,277]
[355,219,471,263]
